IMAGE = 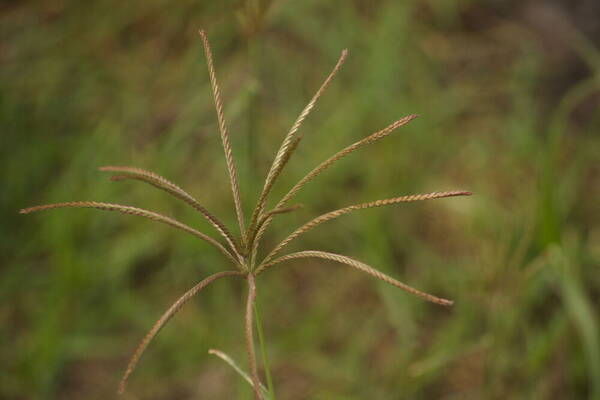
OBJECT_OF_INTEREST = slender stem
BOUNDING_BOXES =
[245,274,263,400]
[254,301,276,399]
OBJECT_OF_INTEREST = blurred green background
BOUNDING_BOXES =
[2,0,599,398]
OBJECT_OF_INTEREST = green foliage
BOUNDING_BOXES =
[2,0,599,398]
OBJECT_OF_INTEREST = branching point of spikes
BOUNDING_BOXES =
[208,349,269,395]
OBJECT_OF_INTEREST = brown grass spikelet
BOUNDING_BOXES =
[98,165,241,255]
[20,201,241,266]
[257,250,454,306]
[259,190,472,268]
[252,114,419,251]
[248,50,348,246]
[118,271,244,394]
[199,29,246,242]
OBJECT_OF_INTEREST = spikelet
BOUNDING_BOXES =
[258,250,452,306]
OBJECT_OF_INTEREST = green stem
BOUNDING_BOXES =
[254,302,276,399]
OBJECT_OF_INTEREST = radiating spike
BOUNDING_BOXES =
[99,166,241,256]
[118,271,244,394]
[199,30,246,241]
[258,250,453,306]
[20,201,241,266]
[259,191,471,268]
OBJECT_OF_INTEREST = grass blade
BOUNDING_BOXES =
[549,245,600,398]
[208,349,269,396]
[254,302,276,399]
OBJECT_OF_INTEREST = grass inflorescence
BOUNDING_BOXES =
[20,30,471,399]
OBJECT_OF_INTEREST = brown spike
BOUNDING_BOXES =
[199,30,246,241]
[253,114,419,253]
[99,165,241,256]
[259,191,471,268]
[118,271,244,394]
[20,201,242,266]
[248,50,348,243]
[258,250,453,306]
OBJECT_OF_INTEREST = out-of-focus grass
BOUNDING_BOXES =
[2,0,599,398]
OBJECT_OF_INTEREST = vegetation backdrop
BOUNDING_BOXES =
[2,0,599,398]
